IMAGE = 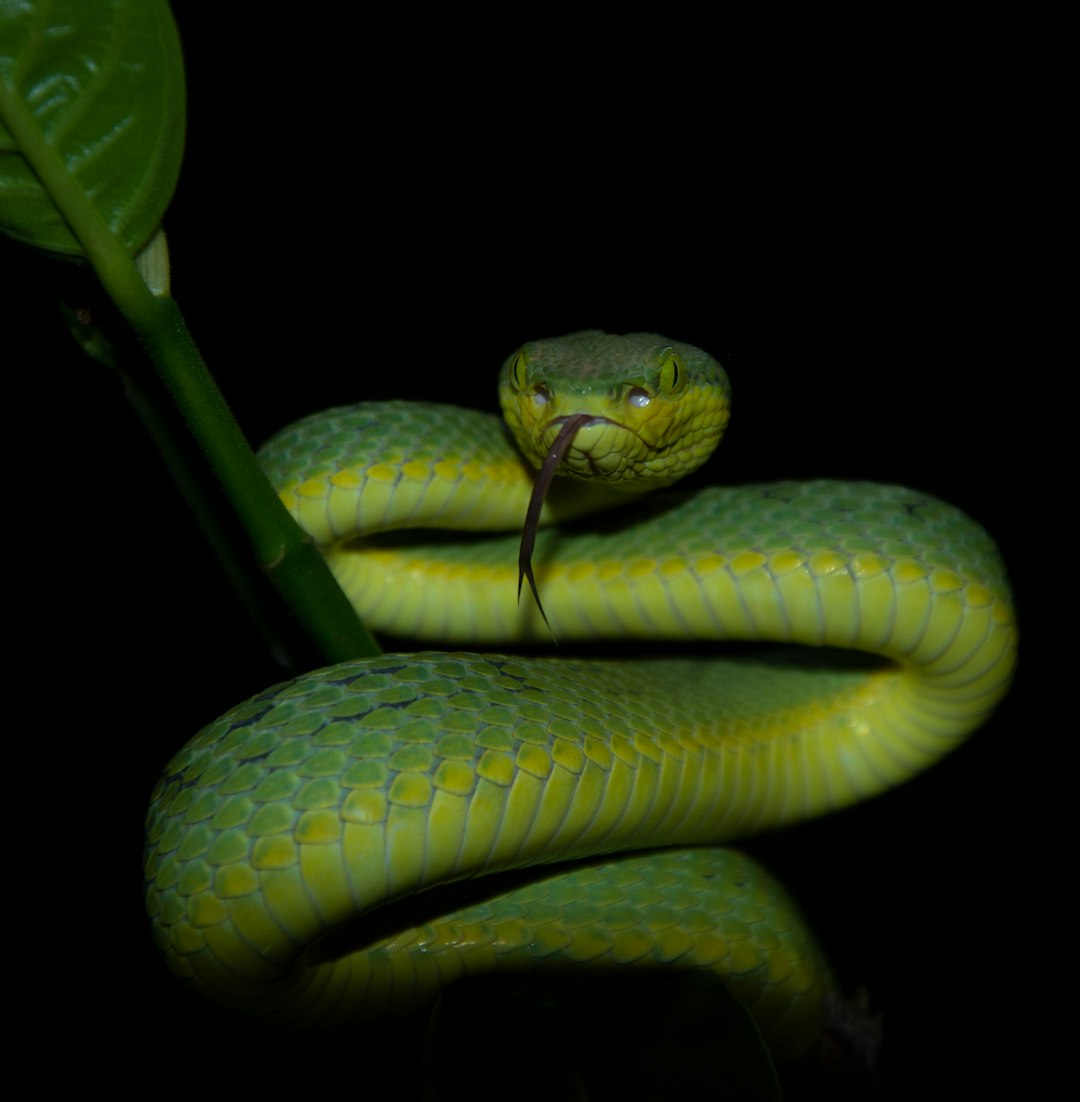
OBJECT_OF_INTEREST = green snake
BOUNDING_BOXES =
[144,331,1017,1062]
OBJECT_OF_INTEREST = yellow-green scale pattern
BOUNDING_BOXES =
[146,399,1017,1062]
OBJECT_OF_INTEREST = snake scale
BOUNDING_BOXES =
[144,332,1017,1063]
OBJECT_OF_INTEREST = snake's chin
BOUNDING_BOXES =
[537,416,662,487]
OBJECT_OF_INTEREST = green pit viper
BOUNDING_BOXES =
[144,331,1017,1064]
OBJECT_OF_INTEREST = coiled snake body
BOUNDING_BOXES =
[144,333,1017,1062]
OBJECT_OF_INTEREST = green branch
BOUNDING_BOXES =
[0,4,379,664]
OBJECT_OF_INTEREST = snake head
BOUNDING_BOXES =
[499,330,731,490]
[502,332,731,629]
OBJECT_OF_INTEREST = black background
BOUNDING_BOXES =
[7,20,1057,1100]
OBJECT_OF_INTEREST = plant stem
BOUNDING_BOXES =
[1,79,379,663]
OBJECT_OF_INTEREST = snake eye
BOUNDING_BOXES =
[510,352,529,392]
[627,386,652,408]
[658,351,686,395]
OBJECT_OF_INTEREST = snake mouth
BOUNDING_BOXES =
[544,412,639,437]
[545,414,613,429]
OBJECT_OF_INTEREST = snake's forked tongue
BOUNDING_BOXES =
[518,414,594,634]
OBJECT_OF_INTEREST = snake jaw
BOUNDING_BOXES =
[538,414,645,479]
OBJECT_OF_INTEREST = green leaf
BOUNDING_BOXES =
[0,0,185,258]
